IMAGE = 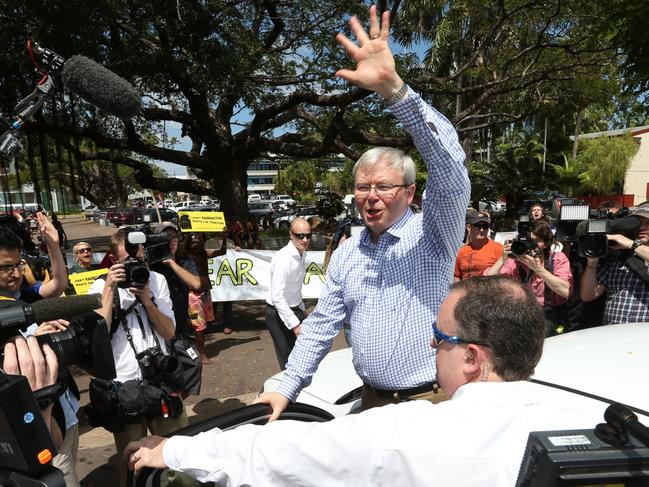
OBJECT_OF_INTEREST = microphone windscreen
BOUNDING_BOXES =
[31,294,102,325]
[62,55,141,119]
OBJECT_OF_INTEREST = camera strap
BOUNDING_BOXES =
[120,304,162,358]
[623,253,649,285]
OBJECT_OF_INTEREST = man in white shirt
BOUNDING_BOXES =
[125,274,607,486]
[88,228,188,484]
[265,217,311,369]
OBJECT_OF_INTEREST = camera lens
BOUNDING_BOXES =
[130,266,150,287]
[511,240,527,256]
[154,353,178,374]
[36,326,85,369]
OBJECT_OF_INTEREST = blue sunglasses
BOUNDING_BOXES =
[432,322,489,348]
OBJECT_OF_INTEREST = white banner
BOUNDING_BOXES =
[207,250,325,301]
[66,250,326,301]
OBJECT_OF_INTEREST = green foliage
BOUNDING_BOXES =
[323,159,355,195]
[470,130,546,217]
[549,154,584,197]
[315,191,345,222]
[275,159,328,201]
[576,133,639,194]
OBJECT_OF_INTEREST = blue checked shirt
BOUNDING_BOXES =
[277,88,470,400]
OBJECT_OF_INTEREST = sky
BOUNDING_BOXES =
[153,38,429,178]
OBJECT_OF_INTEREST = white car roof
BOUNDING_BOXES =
[533,323,649,415]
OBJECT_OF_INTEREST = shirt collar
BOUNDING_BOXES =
[361,208,413,245]
[288,240,306,259]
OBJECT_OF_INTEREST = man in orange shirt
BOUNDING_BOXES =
[454,213,503,280]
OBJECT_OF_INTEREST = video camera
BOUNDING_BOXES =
[0,294,116,379]
[120,227,174,288]
[0,294,116,485]
[556,204,640,259]
[510,216,539,257]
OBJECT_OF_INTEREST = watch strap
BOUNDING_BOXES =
[385,83,408,106]
[631,239,642,253]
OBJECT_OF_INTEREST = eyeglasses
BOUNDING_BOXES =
[291,232,312,240]
[76,247,92,254]
[0,262,27,274]
[431,322,489,348]
[472,223,489,230]
[354,183,410,198]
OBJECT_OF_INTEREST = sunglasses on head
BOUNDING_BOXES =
[291,232,312,240]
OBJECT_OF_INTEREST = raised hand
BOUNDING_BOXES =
[335,5,403,100]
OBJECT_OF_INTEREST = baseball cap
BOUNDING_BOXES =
[632,205,649,219]
[154,222,179,234]
[467,214,490,225]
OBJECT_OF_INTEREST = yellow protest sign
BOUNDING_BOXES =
[69,268,109,295]
[177,211,226,232]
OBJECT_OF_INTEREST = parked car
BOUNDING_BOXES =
[274,205,318,229]
[172,200,199,210]
[82,205,101,219]
[109,207,143,227]
[134,208,178,225]
[248,194,262,203]
[184,203,220,212]
[248,201,275,219]
[479,200,507,213]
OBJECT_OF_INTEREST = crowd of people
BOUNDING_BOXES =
[456,198,649,335]
[1,5,647,487]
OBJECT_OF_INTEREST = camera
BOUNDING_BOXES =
[510,217,538,256]
[136,346,178,383]
[574,207,639,259]
[0,294,115,379]
[120,257,150,289]
[124,227,173,266]
[119,227,174,288]
[35,313,116,380]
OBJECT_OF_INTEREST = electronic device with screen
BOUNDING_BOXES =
[516,403,649,486]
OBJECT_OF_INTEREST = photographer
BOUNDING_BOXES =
[0,213,68,302]
[88,228,188,485]
[149,223,201,340]
[485,219,572,335]
[580,205,649,325]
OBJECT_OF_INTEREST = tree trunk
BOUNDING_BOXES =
[37,128,52,211]
[572,109,583,159]
[215,160,248,224]
[26,134,43,207]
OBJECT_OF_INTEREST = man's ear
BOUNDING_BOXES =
[463,344,481,376]
[406,184,416,204]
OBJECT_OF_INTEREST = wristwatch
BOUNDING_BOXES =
[385,82,408,106]
[630,239,643,254]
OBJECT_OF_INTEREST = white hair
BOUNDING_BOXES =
[353,147,416,185]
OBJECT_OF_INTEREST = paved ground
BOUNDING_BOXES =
[55,215,346,486]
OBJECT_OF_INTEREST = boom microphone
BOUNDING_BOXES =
[62,55,141,119]
[0,293,102,339]
[31,293,102,324]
